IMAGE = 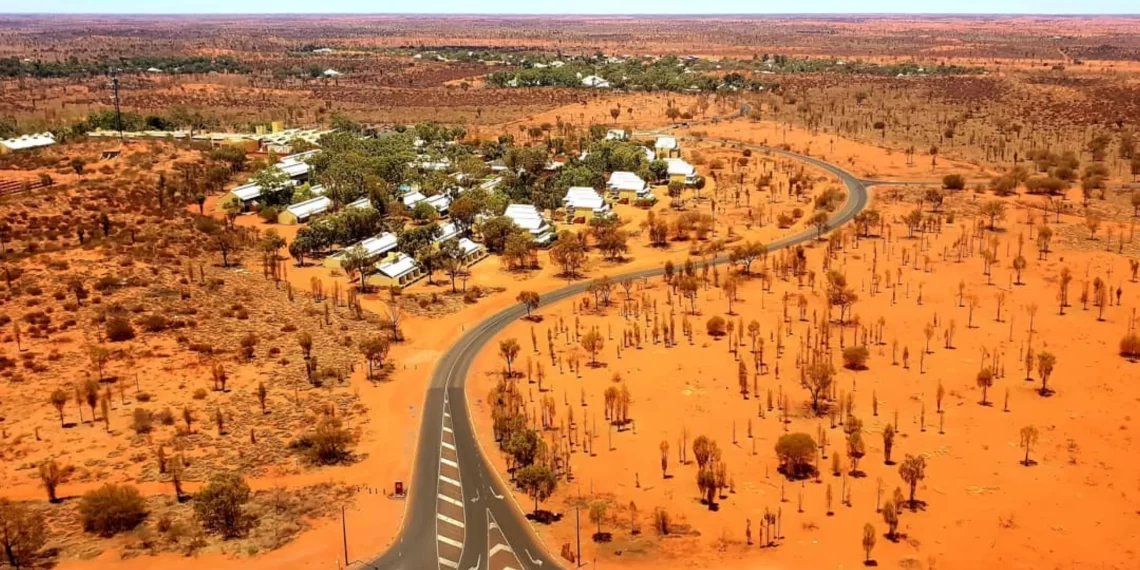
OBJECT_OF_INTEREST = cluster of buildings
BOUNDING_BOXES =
[88,123,333,155]
[218,134,700,289]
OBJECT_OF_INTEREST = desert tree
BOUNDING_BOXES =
[660,440,670,478]
[775,432,817,480]
[980,200,1006,230]
[976,366,995,405]
[50,388,68,426]
[882,423,896,465]
[500,338,521,376]
[805,359,835,414]
[517,464,557,515]
[1036,351,1056,396]
[881,499,899,541]
[256,382,268,414]
[517,291,541,319]
[194,471,254,539]
[898,454,927,510]
[589,500,608,540]
[1012,255,1027,285]
[1020,425,1039,466]
[359,334,391,380]
[38,459,70,503]
[0,498,47,569]
[581,329,604,366]
[862,523,877,565]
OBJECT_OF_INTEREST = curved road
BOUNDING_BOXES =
[366,124,871,570]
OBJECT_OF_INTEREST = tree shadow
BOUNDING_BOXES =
[592,532,613,543]
[62,421,78,429]
[523,314,545,323]
[849,469,868,479]
[906,499,928,512]
[864,559,879,567]
[1021,458,1039,467]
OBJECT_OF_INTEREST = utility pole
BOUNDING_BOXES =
[341,505,349,566]
[575,503,582,567]
[109,68,123,143]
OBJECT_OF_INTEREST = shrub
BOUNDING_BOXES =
[842,345,870,370]
[1121,333,1140,362]
[136,392,152,402]
[775,433,817,480]
[105,316,135,342]
[156,407,175,425]
[705,316,726,337]
[79,484,147,536]
[194,472,253,539]
[138,314,168,332]
[942,174,966,190]
[131,408,153,434]
[258,206,280,224]
[290,417,354,465]
[192,388,207,400]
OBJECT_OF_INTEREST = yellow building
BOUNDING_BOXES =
[369,252,424,289]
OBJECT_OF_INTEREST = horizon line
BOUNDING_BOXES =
[3,11,1140,16]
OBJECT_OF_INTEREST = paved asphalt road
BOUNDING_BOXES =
[364,126,871,570]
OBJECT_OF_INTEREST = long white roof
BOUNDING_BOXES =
[342,233,398,258]
[346,197,372,210]
[402,191,427,207]
[0,132,55,151]
[608,171,647,192]
[458,237,483,255]
[376,253,420,279]
[664,158,696,177]
[425,194,451,212]
[284,196,331,219]
[230,182,262,201]
[278,161,309,179]
[435,222,460,243]
[504,204,550,233]
[564,187,609,212]
[655,136,678,150]
[279,150,319,164]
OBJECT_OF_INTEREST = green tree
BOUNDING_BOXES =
[898,454,927,510]
[79,484,147,536]
[194,472,253,539]
[340,244,371,291]
[517,291,541,319]
[516,464,557,515]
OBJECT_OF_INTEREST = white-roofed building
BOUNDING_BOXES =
[504,204,556,246]
[402,191,427,208]
[664,158,700,185]
[655,136,680,158]
[0,132,56,153]
[278,150,319,165]
[582,75,610,88]
[607,171,654,203]
[323,232,399,269]
[346,197,372,210]
[276,160,310,180]
[642,147,656,162]
[372,252,424,288]
[425,193,451,214]
[434,222,461,243]
[563,187,612,222]
[456,237,487,265]
[278,196,332,225]
[605,129,628,141]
